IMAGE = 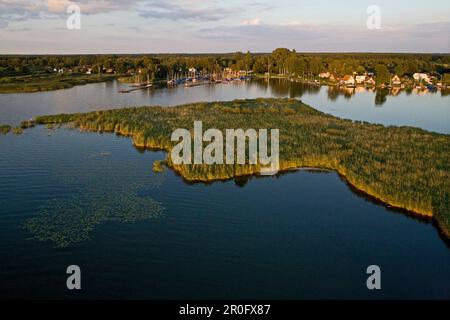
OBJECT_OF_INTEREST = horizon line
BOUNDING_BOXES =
[1,51,450,56]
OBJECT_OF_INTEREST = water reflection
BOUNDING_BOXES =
[0,78,448,133]
[375,89,388,106]
[258,78,449,107]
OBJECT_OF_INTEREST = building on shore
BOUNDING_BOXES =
[188,68,197,79]
[413,73,430,83]
[355,75,366,84]
[391,75,401,86]
[340,75,355,87]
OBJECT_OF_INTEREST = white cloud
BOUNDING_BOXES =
[241,18,261,26]
[47,0,134,14]
[277,21,308,27]
[0,0,238,27]
[199,21,450,52]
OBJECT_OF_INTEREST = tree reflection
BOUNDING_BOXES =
[375,89,389,106]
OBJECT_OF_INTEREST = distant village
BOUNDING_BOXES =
[59,64,447,93]
[315,71,446,90]
[52,61,449,93]
[2,50,449,92]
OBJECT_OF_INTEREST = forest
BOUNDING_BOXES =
[10,98,450,239]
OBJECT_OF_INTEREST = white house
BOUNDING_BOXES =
[391,75,401,86]
[355,75,366,84]
[413,73,430,83]
[188,67,197,78]
[319,72,330,79]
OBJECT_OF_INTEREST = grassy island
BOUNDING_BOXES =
[0,125,11,134]
[12,98,450,237]
[0,73,119,93]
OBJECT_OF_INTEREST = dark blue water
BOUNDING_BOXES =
[0,127,449,299]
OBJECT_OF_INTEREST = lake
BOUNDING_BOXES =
[0,79,449,133]
[0,80,449,299]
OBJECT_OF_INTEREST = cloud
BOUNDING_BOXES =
[5,26,31,32]
[0,0,238,28]
[0,0,46,27]
[241,18,261,26]
[138,0,237,21]
[47,0,133,14]
[199,21,450,52]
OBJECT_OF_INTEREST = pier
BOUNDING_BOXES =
[118,83,152,93]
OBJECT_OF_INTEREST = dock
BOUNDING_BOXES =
[119,83,152,93]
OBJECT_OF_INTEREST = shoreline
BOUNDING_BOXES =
[0,74,121,94]
[132,135,448,240]
[131,131,441,230]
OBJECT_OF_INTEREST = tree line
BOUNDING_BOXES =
[1,49,449,83]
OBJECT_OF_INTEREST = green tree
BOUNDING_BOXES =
[252,57,267,74]
[442,73,450,85]
[375,64,390,85]
[356,65,366,75]
[394,64,405,77]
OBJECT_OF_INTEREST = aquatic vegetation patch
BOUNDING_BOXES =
[0,125,11,135]
[23,194,164,248]
[22,146,166,247]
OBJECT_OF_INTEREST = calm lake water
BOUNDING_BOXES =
[0,79,449,133]
[0,80,449,299]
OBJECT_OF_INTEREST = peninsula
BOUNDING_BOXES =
[11,98,450,238]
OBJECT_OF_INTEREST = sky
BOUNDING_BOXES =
[0,0,449,54]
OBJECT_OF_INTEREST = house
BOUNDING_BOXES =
[223,67,241,79]
[355,75,366,84]
[319,72,330,79]
[340,75,355,87]
[223,67,233,78]
[391,75,401,86]
[238,70,248,77]
[188,67,197,78]
[329,74,337,82]
[85,68,92,75]
[413,73,430,83]
[365,77,376,86]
